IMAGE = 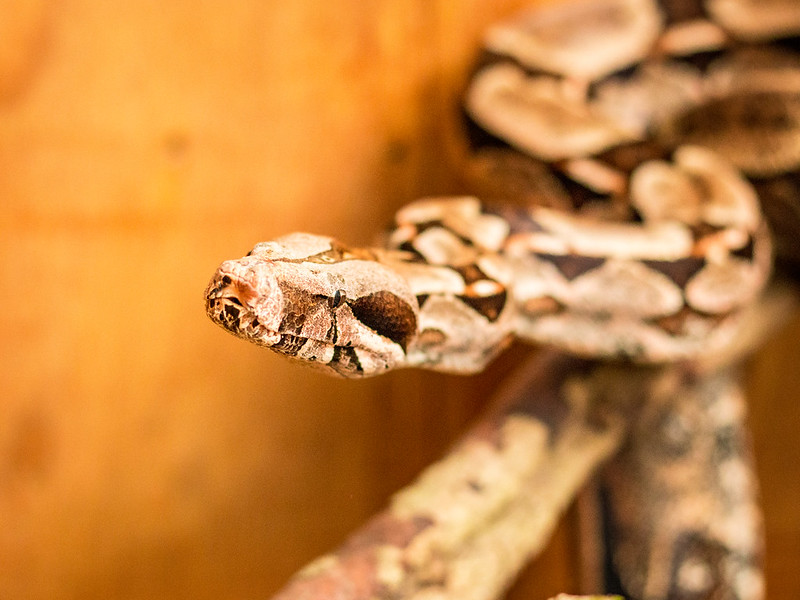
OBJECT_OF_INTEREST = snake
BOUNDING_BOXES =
[204,0,800,598]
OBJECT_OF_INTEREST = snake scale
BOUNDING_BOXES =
[205,1,800,598]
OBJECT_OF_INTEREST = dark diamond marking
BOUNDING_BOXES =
[642,256,706,287]
[458,290,507,322]
[485,203,546,234]
[538,254,605,280]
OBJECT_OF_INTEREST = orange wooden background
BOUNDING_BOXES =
[1,1,798,599]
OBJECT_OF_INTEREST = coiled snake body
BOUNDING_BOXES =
[205,1,800,598]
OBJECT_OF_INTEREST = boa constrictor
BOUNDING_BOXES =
[205,1,800,598]
[203,2,800,378]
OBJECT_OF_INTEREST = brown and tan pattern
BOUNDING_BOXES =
[205,178,769,376]
[203,1,800,599]
[204,0,800,377]
[603,366,764,600]
[266,351,654,600]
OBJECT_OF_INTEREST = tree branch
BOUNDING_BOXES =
[268,281,798,600]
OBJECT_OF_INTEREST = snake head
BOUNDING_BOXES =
[205,233,419,377]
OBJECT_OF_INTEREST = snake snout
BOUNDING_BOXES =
[205,257,284,339]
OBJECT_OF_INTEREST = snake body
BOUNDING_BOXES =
[204,0,794,378]
[205,0,800,598]
[205,183,768,377]
[602,365,763,599]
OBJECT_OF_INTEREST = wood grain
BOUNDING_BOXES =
[0,1,797,599]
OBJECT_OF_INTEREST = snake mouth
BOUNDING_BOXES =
[205,282,278,345]
[205,292,312,350]
[212,296,246,333]
[205,278,355,363]
[205,293,253,334]
[205,280,330,356]
[205,280,344,364]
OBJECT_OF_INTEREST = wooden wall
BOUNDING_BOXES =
[1,1,798,599]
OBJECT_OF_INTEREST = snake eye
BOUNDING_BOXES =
[329,289,346,309]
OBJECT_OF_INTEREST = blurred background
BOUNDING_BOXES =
[1,1,798,598]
